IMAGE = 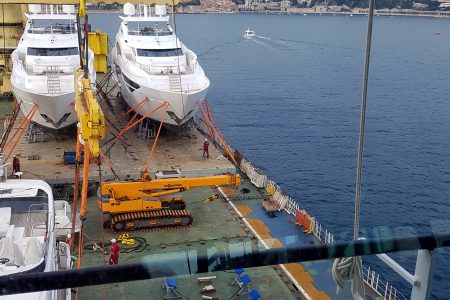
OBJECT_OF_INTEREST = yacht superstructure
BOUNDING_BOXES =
[11,4,95,130]
[112,3,210,126]
[0,155,71,299]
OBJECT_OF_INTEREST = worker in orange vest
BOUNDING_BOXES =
[109,238,120,265]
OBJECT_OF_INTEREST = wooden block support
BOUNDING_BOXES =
[200,285,216,293]
[201,296,219,300]
[198,276,216,283]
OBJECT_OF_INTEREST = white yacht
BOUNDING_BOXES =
[0,155,71,299]
[112,3,210,126]
[243,28,256,39]
[11,4,95,130]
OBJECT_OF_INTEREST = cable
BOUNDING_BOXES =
[332,0,375,298]
[171,0,185,119]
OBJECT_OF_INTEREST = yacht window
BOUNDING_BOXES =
[122,73,140,91]
[137,48,183,57]
[27,47,78,56]
[0,196,47,213]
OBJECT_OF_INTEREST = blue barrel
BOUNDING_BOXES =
[63,151,77,165]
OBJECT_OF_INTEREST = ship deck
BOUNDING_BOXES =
[2,75,381,300]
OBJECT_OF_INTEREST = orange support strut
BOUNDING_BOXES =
[5,104,38,161]
[70,128,82,253]
[197,101,214,141]
[80,141,91,220]
[106,101,168,148]
[196,102,237,165]
[145,103,168,172]
[118,97,148,121]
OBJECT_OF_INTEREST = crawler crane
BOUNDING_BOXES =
[98,173,240,233]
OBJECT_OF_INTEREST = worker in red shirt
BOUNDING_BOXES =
[109,238,120,265]
[203,139,209,159]
[12,155,20,173]
[65,234,72,247]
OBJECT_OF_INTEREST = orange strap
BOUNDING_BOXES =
[196,101,237,165]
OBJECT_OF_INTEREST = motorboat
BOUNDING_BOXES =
[0,154,71,299]
[11,4,96,130]
[111,3,210,126]
[243,28,255,39]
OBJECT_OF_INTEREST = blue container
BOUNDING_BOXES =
[63,151,83,165]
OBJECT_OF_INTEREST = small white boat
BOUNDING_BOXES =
[0,153,71,299]
[243,28,255,39]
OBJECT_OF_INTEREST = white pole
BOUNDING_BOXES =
[411,250,434,300]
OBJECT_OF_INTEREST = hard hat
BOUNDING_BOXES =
[67,234,71,238]
[111,238,116,244]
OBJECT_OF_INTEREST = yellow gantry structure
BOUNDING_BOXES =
[74,68,104,159]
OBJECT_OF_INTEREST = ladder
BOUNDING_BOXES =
[0,100,21,150]
[168,73,182,94]
[46,66,61,95]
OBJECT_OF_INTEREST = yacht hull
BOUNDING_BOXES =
[12,86,77,130]
[115,71,209,126]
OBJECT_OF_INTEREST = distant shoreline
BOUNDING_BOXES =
[86,9,450,19]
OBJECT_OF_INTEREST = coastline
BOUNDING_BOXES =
[86,8,450,18]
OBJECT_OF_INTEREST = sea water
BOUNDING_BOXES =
[89,13,450,299]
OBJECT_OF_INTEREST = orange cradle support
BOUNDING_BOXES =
[295,210,314,234]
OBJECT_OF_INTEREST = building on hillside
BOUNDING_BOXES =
[202,0,237,12]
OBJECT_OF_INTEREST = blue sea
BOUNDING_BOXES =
[93,12,450,299]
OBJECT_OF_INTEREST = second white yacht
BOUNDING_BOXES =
[112,3,210,126]
[11,4,95,130]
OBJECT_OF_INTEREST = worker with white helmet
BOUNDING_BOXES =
[202,139,210,159]
[109,238,120,265]
[65,233,72,247]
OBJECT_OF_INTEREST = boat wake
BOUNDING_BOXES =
[255,35,272,40]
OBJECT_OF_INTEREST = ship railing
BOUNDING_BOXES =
[362,265,408,300]
[240,158,267,188]
[217,143,409,299]
[26,61,75,75]
[134,62,192,75]
[28,24,75,35]
[193,121,423,299]
[127,29,172,36]
[2,233,447,297]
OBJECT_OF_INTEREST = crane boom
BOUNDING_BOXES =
[101,174,240,200]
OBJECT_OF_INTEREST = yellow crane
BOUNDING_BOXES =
[99,174,241,232]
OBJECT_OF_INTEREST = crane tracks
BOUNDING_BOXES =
[109,209,193,233]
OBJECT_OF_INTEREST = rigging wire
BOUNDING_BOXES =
[171,0,186,119]
[97,159,108,300]
[332,0,375,297]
